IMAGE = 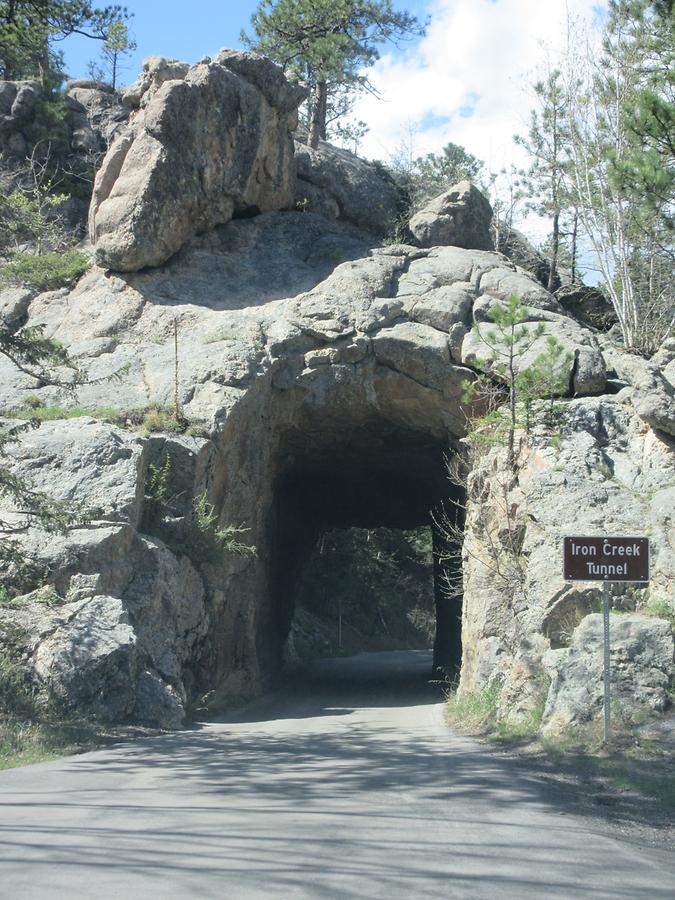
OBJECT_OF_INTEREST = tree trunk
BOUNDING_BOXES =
[547,210,559,292]
[308,80,327,150]
[570,213,578,283]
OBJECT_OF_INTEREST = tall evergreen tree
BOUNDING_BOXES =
[0,1,128,81]
[243,0,425,149]
[515,69,572,292]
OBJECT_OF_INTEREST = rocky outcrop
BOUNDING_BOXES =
[459,395,675,731]
[89,51,307,272]
[602,341,675,437]
[555,283,617,332]
[492,225,555,289]
[0,78,127,160]
[0,80,39,156]
[409,181,493,250]
[65,80,129,153]
[543,615,673,734]
[1,79,672,733]
[294,139,401,235]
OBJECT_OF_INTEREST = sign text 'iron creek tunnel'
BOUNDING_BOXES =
[563,536,650,583]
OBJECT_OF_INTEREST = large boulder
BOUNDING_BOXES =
[89,51,307,272]
[294,139,401,235]
[409,181,494,250]
[543,615,674,734]
[602,342,675,437]
[0,80,39,156]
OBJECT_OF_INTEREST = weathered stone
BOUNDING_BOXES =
[33,595,138,721]
[459,396,675,728]
[89,52,307,271]
[602,343,675,437]
[462,299,607,396]
[0,287,33,329]
[543,615,674,734]
[1,176,672,734]
[65,83,128,152]
[409,181,493,251]
[294,139,401,234]
[555,283,617,332]
[120,56,191,109]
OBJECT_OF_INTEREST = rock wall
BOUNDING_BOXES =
[1,50,673,735]
[459,393,675,732]
[0,78,128,160]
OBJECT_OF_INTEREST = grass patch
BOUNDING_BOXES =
[1,402,211,438]
[446,680,501,733]
[541,728,675,815]
[0,250,90,291]
[447,677,675,818]
[0,717,100,770]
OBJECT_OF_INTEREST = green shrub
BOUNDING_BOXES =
[446,679,502,733]
[142,455,255,563]
[0,250,90,291]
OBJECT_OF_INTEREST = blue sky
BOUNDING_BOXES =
[61,0,431,84]
[60,0,606,261]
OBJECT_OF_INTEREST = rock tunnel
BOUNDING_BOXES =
[256,405,465,683]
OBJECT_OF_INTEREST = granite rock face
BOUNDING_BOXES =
[543,615,674,734]
[89,51,307,272]
[294,140,401,235]
[1,117,673,731]
[459,395,675,730]
[0,78,127,160]
[409,181,494,250]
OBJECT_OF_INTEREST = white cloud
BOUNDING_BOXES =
[350,0,605,243]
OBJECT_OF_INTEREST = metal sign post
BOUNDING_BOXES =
[602,581,611,744]
[563,535,650,746]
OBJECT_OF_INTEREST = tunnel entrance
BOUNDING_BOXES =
[290,525,436,659]
[262,417,464,682]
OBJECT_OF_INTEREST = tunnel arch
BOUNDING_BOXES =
[205,347,472,698]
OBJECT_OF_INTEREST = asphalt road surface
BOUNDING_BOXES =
[0,650,673,899]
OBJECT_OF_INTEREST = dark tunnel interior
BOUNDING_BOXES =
[263,419,465,680]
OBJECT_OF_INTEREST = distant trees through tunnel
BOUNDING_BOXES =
[262,418,465,682]
[289,526,436,660]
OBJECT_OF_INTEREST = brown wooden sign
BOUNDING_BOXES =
[563,536,649,583]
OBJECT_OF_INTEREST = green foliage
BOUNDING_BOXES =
[606,0,674,226]
[0,180,69,256]
[243,0,425,146]
[187,494,256,563]
[294,526,434,656]
[446,679,502,733]
[554,0,674,354]
[0,249,90,291]
[0,401,210,438]
[142,455,255,564]
[464,294,572,466]
[87,19,135,89]
[515,68,574,291]
[392,141,485,212]
[0,654,36,718]
[0,1,129,82]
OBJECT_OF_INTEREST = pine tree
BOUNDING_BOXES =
[515,69,572,292]
[0,1,129,82]
[87,19,135,88]
[561,0,673,353]
[242,0,425,149]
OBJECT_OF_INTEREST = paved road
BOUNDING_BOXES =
[0,650,673,899]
